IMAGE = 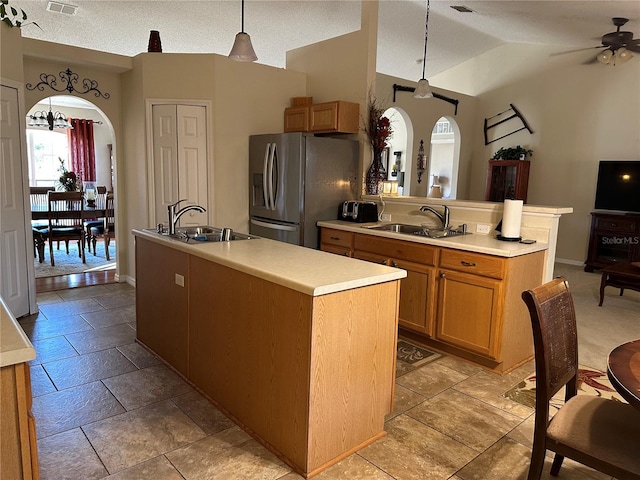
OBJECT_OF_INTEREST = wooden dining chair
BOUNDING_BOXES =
[90,192,115,260]
[30,186,54,262]
[84,185,107,254]
[522,277,640,480]
[45,191,86,266]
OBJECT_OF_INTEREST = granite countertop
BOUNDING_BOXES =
[132,229,406,297]
[318,220,549,257]
[0,297,35,367]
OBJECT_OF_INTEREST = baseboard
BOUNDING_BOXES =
[555,258,584,266]
[124,275,136,288]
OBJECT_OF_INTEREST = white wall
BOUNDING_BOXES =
[431,43,640,264]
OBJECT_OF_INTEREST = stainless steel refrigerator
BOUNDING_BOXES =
[249,132,359,249]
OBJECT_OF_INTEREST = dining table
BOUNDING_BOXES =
[31,204,106,263]
[607,339,640,410]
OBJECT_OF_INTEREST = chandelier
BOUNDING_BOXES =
[27,98,72,130]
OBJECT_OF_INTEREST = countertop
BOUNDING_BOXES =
[318,220,549,257]
[0,297,35,367]
[132,229,406,297]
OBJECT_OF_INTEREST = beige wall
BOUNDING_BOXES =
[1,24,24,82]
[431,43,640,264]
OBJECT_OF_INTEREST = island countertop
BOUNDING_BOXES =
[132,228,406,297]
[0,297,35,367]
[317,220,549,257]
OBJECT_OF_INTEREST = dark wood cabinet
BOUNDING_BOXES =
[485,160,530,203]
[585,212,640,271]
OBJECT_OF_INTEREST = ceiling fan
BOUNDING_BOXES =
[590,17,639,65]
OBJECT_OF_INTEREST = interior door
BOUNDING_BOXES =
[152,104,208,227]
[0,84,30,317]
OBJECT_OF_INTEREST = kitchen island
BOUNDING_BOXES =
[132,229,406,478]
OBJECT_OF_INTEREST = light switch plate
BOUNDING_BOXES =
[175,273,185,287]
[476,223,492,234]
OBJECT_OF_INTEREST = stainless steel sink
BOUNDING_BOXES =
[366,223,470,239]
[150,225,256,243]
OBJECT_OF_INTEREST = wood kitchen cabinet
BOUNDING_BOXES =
[320,228,353,257]
[284,101,359,134]
[135,237,189,376]
[1,362,39,480]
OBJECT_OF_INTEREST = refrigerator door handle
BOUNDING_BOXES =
[262,143,271,209]
[267,143,277,210]
[250,218,298,231]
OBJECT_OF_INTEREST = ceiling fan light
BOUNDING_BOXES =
[615,47,633,64]
[597,49,613,64]
[228,32,258,62]
[413,78,433,99]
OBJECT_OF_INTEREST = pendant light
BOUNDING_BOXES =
[27,98,73,131]
[228,0,258,62]
[414,0,433,99]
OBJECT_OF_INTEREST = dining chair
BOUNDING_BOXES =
[45,191,86,267]
[84,185,108,254]
[30,186,54,262]
[90,192,115,260]
[522,277,640,480]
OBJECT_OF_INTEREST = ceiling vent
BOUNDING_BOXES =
[450,5,474,13]
[46,1,77,15]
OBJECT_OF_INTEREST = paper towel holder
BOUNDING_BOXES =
[495,220,522,242]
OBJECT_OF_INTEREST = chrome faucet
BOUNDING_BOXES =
[167,199,206,235]
[419,205,450,230]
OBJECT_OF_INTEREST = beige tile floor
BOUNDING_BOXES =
[21,282,616,480]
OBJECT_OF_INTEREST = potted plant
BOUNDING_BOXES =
[491,145,533,161]
[56,158,80,192]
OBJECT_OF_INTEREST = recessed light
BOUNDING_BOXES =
[451,5,474,13]
[47,1,77,15]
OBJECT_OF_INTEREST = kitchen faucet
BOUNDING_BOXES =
[419,205,450,230]
[167,199,206,235]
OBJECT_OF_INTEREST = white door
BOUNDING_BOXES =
[152,104,208,227]
[0,84,30,317]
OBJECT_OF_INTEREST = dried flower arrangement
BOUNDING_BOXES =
[57,158,80,192]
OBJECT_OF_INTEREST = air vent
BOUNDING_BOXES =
[450,5,474,13]
[46,1,77,15]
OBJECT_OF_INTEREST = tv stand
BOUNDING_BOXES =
[585,212,640,272]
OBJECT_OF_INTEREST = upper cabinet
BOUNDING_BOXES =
[284,101,359,134]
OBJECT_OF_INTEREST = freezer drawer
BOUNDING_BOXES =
[250,218,302,246]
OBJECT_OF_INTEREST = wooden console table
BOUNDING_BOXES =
[585,212,640,272]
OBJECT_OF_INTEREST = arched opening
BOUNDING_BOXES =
[428,116,461,199]
[26,95,118,283]
[383,106,414,196]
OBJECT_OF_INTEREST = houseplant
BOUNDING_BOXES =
[57,158,80,192]
[364,92,393,195]
[491,145,533,161]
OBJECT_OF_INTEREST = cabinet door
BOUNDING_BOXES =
[435,269,502,359]
[284,106,309,132]
[135,238,189,375]
[391,259,435,336]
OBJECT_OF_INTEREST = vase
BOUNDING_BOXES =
[148,30,162,53]
[366,151,386,195]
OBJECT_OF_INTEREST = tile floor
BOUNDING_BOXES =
[21,283,615,480]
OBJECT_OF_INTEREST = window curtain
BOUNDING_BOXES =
[67,118,96,182]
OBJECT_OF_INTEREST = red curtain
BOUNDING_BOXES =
[67,118,96,182]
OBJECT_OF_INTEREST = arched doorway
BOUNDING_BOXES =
[428,116,461,199]
[26,95,118,286]
[383,106,414,196]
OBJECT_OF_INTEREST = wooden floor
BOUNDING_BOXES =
[35,269,117,293]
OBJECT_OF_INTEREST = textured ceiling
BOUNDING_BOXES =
[18,0,640,82]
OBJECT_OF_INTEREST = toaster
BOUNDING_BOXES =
[338,201,378,223]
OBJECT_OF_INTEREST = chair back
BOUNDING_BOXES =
[47,191,85,228]
[30,186,54,210]
[522,277,579,406]
[104,193,115,232]
[94,186,108,209]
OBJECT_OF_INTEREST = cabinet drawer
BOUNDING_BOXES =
[439,249,505,279]
[354,234,437,266]
[321,244,352,257]
[321,228,353,249]
[594,216,637,233]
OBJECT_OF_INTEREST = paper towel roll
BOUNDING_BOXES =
[502,199,523,239]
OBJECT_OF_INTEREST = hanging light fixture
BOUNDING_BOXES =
[228,0,258,62]
[414,0,433,99]
[27,98,73,130]
[597,47,634,66]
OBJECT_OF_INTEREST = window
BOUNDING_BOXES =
[27,129,69,186]
[432,120,453,135]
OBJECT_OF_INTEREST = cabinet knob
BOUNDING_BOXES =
[330,236,340,241]
[391,261,398,267]
[460,261,476,267]
[439,272,446,278]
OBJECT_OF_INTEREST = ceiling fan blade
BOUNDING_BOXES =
[582,55,600,65]
[550,45,606,57]
[626,43,640,53]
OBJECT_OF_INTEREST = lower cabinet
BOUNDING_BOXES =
[1,362,39,480]
[135,238,189,376]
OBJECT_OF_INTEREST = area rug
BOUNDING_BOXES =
[33,240,116,278]
[396,339,441,377]
[504,366,627,412]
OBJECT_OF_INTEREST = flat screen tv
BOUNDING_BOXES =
[594,160,640,213]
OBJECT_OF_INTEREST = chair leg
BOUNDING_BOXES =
[105,236,110,261]
[92,236,97,256]
[49,237,55,267]
[527,444,546,480]
[81,237,86,264]
[65,239,70,254]
[549,454,564,476]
